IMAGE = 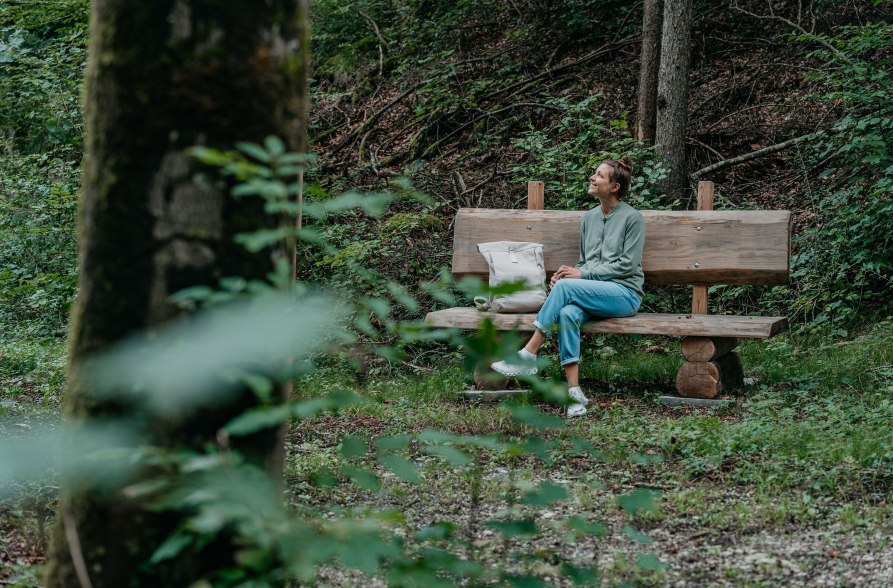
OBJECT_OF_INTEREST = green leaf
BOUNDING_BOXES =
[150,531,193,563]
[236,141,271,163]
[378,454,420,483]
[522,436,555,463]
[277,152,318,165]
[566,516,608,537]
[342,466,381,492]
[310,467,338,487]
[621,524,653,544]
[486,519,539,537]
[375,434,412,452]
[424,444,471,466]
[561,564,599,585]
[616,488,659,517]
[341,435,367,459]
[224,404,290,436]
[234,227,292,252]
[264,135,285,156]
[503,403,565,430]
[414,522,456,541]
[636,553,666,571]
[188,146,231,166]
[522,482,568,507]
[571,438,608,461]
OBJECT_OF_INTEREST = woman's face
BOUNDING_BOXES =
[587,163,616,198]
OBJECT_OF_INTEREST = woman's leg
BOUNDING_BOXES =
[523,329,547,355]
[539,278,640,323]
[564,363,580,388]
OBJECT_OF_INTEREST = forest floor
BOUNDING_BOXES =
[283,324,893,586]
[6,324,891,586]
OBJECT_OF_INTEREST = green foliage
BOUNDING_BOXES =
[511,97,670,210]
[0,154,78,338]
[785,22,893,330]
[0,0,88,153]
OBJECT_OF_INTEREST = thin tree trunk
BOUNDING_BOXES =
[44,1,306,586]
[637,0,663,144]
[655,0,693,204]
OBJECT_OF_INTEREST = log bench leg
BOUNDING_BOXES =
[675,337,744,399]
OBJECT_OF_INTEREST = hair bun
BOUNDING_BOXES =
[617,155,633,173]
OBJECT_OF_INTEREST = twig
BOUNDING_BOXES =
[452,47,513,68]
[459,163,500,198]
[687,137,726,161]
[419,102,564,159]
[690,130,828,178]
[331,78,430,153]
[63,512,94,588]
[359,11,387,78]
[699,103,791,133]
[401,361,433,372]
[731,2,850,63]
[476,38,637,105]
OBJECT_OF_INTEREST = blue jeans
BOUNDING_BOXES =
[532,279,640,366]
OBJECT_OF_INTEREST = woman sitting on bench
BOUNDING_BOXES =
[490,156,645,417]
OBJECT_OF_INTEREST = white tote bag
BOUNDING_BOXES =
[474,241,547,313]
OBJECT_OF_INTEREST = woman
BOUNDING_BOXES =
[491,156,645,417]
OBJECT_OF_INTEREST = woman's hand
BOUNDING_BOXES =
[550,265,582,286]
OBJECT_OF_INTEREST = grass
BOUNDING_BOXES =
[283,320,893,584]
[2,320,892,584]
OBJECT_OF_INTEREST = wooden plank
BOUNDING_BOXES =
[425,307,788,338]
[451,208,792,285]
[692,181,714,313]
[691,287,709,314]
[527,181,544,210]
[697,181,714,210]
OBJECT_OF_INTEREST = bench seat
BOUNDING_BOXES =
[426,308,788,339]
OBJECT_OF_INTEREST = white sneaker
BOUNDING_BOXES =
[568,386,589,406]
[567,403,588,418]
[566,387,589,418]
[490,352,538,377]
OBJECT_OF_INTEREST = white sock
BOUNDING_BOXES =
[518,348,536,360]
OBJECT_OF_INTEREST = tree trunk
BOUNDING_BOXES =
[655,0,693,204]
[637,0,663,144]
[44,1,306,586]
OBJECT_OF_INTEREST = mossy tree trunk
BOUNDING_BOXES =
[44,1,307,586]
[637,0,663,144]
[655,0,693,204]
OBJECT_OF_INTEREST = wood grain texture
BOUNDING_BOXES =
[425,308,788,338]
[527,181,544,210]
[681,336,739,362]
[692,181,714,313]
[676,352,744,398]
[451,208,791,285]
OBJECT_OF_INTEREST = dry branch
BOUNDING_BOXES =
[331,78,430,153]
[690,130,826,178]
[731,2,850,63]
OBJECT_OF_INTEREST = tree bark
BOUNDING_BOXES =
[44,1,306,586]
[637,0,663,144]
[655,0,693,204]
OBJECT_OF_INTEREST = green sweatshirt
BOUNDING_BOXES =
[574,201,646,299]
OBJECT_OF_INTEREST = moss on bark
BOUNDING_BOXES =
[44,1,307,586]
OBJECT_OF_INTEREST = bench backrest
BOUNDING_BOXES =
[451,208,792,286]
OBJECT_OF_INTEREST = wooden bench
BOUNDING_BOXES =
[426,181,791,399]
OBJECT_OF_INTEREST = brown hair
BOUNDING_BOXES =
[602,156,633,199]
